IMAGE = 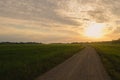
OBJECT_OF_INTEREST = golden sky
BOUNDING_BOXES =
[0,0,120,43]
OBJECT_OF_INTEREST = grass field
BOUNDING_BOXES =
[92,43,120,80]
[0,43,83,80]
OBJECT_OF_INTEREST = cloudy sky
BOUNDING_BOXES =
[0,0,120,43]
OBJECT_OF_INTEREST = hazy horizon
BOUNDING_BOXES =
[0,0,120,43]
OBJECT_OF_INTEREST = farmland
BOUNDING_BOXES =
[92,43,120,80]
[0,43,83,80]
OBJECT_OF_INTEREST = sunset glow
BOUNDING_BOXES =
[84,22,105,38]
[0,0,120,43]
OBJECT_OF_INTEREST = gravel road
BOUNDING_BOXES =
[36,47,111,80]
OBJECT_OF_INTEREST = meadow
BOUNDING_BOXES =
[92,43,120,80]
[0,43,83,80]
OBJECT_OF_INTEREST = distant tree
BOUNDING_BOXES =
[0,42,42,44]
[112,38,120,43]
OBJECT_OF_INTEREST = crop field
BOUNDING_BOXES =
[0,43,83,80]
[92,43,120,80]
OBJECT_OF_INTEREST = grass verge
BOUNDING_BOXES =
[0,43,83,80]
[92,43,120,80]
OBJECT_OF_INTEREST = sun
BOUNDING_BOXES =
[84,22,105,38]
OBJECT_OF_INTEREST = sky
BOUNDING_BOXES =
[0,0,120,43]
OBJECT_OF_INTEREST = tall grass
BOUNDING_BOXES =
[92,43,120,80]
[0,43,83,80]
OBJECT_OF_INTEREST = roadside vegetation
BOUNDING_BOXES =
[92,43,120,80]
[0,43,83,80]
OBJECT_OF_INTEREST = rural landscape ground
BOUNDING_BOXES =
[92,42,120,80]
[0,43,83,80]
[0,40,120,80]
[36,46,111,80]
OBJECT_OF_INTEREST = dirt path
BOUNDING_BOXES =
[36,47,111,80]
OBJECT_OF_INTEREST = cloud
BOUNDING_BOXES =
[0,24,82,43]
[0,16,83,43]
[113,26,120,34]
[0,0,120,42]
[101,0,120,17]
[0,0,80,26]
[87,10,110,23]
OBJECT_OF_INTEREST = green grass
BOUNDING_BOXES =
[0,43,83,80]
[92,43,120,80]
